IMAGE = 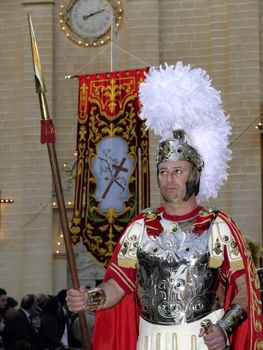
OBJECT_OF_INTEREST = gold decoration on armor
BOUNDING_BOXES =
[208,216,244,272]
[141,207,158,217]
[86,287,106,311]
[213,238,223,255]
[170,223,180,234]
[208,257,222,269]
[201,207,218,216]
[118,218,144,268]
[223,235,229,242]
[230,240,239,256]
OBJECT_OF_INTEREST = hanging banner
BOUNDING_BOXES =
[71,68,150,266]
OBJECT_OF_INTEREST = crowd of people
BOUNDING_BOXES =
[0,287,92,350]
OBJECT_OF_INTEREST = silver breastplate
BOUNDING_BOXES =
[137,219,219,325]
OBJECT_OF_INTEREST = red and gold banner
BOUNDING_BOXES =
[71,68,150,266]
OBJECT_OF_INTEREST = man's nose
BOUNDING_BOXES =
[167,173,175,183]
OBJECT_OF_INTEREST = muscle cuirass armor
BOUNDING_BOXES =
[137,216,219,325]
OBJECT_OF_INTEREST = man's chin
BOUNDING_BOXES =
[162,195,185,205]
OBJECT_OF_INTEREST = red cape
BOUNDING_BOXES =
[92,285,139,350]
[92,210,263,350]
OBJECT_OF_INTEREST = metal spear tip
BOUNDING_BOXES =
[27,13,47,95]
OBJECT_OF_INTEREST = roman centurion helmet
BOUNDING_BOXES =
[157,129,204,172]
[139,62,232,201]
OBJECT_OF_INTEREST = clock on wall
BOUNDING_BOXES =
[59,0,123,47]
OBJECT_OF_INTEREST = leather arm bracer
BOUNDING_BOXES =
[86,287,106,311]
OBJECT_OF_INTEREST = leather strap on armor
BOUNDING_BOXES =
[216,304,247,335]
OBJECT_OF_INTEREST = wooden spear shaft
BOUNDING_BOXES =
[28,14,90,350]
[47,144,91,350]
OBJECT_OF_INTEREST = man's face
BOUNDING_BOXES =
[5,306,17,318]
[0,295,7,309]
[32,315,41,330]
[158,160,192,205]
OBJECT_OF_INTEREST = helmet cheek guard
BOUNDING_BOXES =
[184,166,200,201]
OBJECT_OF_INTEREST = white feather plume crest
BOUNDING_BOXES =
[139,62,232,201]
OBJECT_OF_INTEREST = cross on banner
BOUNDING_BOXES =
[101,158,128,200]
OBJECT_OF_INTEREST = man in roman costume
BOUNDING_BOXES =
[67,62,263,350]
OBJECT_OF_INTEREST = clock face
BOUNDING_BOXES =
[59,0,123,47]
[69,0,113,39]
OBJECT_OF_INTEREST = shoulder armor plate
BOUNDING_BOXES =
[118,218,144,268]
[208,216,244,271]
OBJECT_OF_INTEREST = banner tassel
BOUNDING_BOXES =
[40,119,56,144]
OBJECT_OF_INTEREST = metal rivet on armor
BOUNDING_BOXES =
[171,225,179,233]
[196,303,203,310]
